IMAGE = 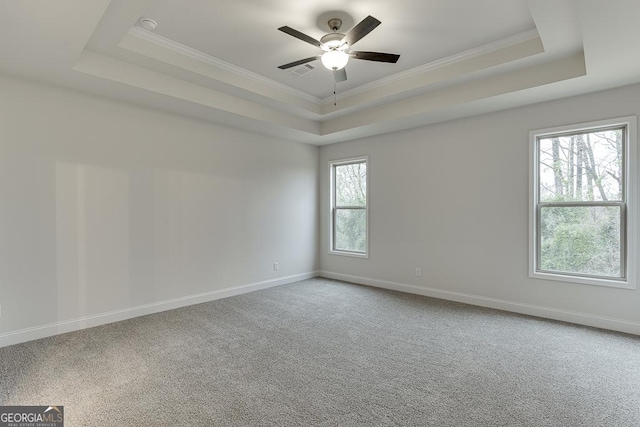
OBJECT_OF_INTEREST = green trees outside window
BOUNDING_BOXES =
[536,127,625,279]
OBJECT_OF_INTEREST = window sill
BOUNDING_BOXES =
[529,271,636,290]
[329,250,369,259]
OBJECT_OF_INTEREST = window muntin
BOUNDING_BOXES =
[530,118,636,288]
[330,158,368,257]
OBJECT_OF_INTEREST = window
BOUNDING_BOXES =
[330,157,368,257]
[530,117,636,288]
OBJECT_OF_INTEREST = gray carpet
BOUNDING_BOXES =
[1,278,639,426]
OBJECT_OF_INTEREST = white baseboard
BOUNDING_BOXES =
[4,270,636,348]
[319,271,640,336]
[0,271,319,348]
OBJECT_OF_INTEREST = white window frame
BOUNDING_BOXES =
[329,156,369,258]
[529,116,637,289]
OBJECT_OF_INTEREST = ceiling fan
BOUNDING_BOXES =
[277,15,400,82]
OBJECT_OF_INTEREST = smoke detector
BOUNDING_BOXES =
[140,18,158,31]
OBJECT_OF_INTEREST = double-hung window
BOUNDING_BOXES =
[529,117,636,288]
[330,157,368,257]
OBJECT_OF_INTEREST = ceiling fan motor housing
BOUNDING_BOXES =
[321,33,347,51]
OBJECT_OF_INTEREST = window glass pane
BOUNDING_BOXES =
[539,128,623,202]
[335,208,366,252]
[540,206,621,277]
[335,162,366,207]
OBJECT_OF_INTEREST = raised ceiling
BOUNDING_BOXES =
[1,0,639,145]
[138,0,536,98]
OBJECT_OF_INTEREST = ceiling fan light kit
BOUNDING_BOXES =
[277,15,400,82]
[321,50,349,70]
[319,29,349,71]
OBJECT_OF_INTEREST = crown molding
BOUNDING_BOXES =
[126,26,542,116]
[128,26,321,104]
[320,28,542,105]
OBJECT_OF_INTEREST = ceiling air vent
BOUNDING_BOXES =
[287,64,315,78]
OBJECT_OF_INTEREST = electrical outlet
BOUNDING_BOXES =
[416,268,422,277]
[273,262,279,271]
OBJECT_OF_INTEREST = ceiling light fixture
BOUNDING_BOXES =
[319,28,349,71]
[321,50,349,70]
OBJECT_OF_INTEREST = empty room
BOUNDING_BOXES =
[1,0,639,426]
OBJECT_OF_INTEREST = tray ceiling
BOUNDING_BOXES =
[138,0,536,99]
[1,0,640,145]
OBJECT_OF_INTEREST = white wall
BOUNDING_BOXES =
[0,74,319,341]
[2,72,639,344]
[319,83,640,333]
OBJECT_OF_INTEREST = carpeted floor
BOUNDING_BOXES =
[0,278,639,426]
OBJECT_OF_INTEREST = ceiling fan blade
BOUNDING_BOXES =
[351,51,400,63]
[278,26,322,48]
[334,68,347,82]
[341,16,381,47]
[277,56,321,70]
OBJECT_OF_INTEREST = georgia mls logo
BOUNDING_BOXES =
[0,406,64,427]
